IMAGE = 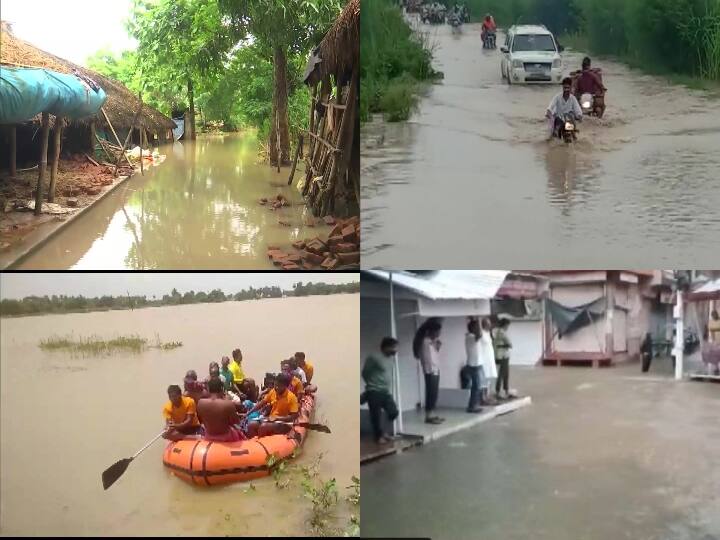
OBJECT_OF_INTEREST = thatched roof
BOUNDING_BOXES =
[305,0,359,87]
[0,20,174,132]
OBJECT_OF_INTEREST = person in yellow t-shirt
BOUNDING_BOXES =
[245,373,299,438]
[294,352,314,383]
[281,359,304,399]
[162,384,201,440]
[228,348,245,383]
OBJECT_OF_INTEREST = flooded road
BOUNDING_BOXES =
[0,294,359,536]
[362,22,720,268]
[361,362,720,539]
[12,133,330,270]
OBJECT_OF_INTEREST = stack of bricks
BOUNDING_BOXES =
[266,215,360,270]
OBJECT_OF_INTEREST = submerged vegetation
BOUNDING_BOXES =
[38,334,183,356]
[0,281,359,317]
[463,0,720,80]
[264,451,360,537]
[361,0,438,122]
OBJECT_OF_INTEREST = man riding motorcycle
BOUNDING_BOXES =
[573,56,606,118]
[481,14,497,46]
[546,77,583,140]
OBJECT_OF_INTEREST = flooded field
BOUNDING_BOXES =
[11,133,330,270]
[362,22,720,268]
[0,294,359,536]
[361,362,720,539]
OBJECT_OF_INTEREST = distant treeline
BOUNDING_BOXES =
[0,281,359,317]
[460,0,720,80]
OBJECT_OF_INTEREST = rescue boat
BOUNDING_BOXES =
[162,392,315,486]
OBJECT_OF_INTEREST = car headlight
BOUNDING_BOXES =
[552,58,561,68]
[512,59,523,69]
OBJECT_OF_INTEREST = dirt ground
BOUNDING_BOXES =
[361,359,720,540]
[0,155,134,253]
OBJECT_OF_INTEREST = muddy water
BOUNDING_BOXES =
[361,363,720,539]
[362,22,720,268]
[13,134,330,270]
[0,294,359,536]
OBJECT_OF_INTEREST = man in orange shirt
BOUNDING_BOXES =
[245,373,300,437]
[162,384,202,440]
[281,359,305,399]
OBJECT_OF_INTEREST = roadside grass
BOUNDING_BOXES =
[38,334,183,356]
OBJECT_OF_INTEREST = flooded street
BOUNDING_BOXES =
[0,294,359,536]
[361,362,720,539]
[362,22,720,268]
[11,133,329,270]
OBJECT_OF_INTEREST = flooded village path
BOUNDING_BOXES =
[362,22,720,268]
[10,133,330,269]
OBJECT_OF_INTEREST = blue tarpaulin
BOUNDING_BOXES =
[172,116,184,141]
[0,66,107,123]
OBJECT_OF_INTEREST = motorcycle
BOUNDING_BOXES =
[482,31,496,49]
[556,113,578,144]
[448,13,462,32]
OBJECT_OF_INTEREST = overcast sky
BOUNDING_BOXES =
[2,0,136,66]
[0,273,359,300]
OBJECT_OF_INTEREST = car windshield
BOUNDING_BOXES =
[511,34,556,52]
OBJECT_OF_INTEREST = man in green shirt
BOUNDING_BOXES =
[493,318,513,400]
[362,337,399,444]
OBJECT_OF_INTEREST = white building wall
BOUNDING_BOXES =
[507,320,543,365]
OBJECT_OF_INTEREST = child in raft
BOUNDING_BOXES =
[244,373,300,438]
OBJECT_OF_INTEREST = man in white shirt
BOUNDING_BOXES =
[546,77,583,139]
[415,318,445,424]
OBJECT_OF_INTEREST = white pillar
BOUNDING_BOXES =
[673,290,684,380]
[389,272,404,433]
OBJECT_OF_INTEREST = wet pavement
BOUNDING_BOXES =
[12,133,330,270]
[361,22,720,268]
[361,359,720,539]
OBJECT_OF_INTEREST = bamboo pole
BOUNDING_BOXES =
[139,127,144,176]
[48,116,64,202]
[288,133,303,186]
[94,133,114,162]
[34,112,50,216]
[9,125,16,177]
[113,95,145,175]
[89,120,96,154]
[100,107,123,149]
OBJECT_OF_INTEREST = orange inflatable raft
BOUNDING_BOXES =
[163,392,315,486]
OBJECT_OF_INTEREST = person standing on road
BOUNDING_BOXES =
[414,318,444,424]
[465,318,484,413]
[362,337,400,444]
[479,317,497,404]
[709,310,720,343]
[493,317,513,400]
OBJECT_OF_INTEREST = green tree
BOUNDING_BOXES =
[129,0,233,139]
[218,0,342,165]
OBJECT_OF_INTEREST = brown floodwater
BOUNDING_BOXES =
[362,21,720,268]
[0,293,359,536]
[12,133,331,270]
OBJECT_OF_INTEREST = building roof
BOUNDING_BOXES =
[364,270,510,300]
[687,278,720,301]
[1,20,174,132]
[304,0,358,86]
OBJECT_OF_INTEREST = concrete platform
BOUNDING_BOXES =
[400,396,532,443]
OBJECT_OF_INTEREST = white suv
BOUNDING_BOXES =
[500,25,564,84]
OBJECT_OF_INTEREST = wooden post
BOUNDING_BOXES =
[100,107,123,149]
[34,112,50,216]
[48,116,64,202]
[9,125,17,177]
[89,120,96,156]
[288,133,303,185]
[139,126,144,176]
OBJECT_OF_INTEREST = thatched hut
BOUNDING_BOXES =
[301,0,359,218]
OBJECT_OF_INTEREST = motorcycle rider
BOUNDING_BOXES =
[573,56,607,118]
[481,13,497,45]
[546,77,583,140]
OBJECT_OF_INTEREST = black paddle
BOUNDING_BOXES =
[253,416,331,433]
[102,431,165,490]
